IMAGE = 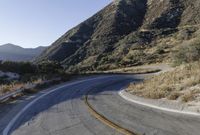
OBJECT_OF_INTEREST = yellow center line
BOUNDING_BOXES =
[84,94,139,135]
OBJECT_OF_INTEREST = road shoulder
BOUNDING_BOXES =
[119,89,200,116]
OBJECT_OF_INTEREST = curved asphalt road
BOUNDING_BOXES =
[2,75,200,135]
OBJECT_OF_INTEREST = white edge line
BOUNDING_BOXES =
[3,76,110,135]
[119,90,200,116]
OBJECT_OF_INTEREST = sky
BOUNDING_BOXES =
[0,0,112,48]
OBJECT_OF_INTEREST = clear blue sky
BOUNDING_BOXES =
[0,0,112,48]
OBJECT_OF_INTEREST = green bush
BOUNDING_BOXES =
[0,61,36,74]
[155,44,168,54]
[0,61,64,75]
[120,50,146,66]
[37,61,63,74]
[173,39,200,65]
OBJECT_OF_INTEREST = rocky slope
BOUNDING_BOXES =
[36,0,200,72]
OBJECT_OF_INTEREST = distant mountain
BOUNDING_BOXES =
[36,0,200,72]
[0,44,46,62]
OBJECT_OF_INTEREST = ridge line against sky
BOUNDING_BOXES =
[0,0,112,48]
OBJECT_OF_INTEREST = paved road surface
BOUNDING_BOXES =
[1,75,200,135]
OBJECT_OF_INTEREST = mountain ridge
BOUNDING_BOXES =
[0,44,46,62]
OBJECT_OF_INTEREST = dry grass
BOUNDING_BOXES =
[108,67,161,74]
[85,67,161,74]
[0,78,43,96]
[167,91,182,100]
[127,62,200,102]
[181,92,194,102]
[0,83,23,94]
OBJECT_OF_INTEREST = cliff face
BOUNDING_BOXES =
[36,0,200,72]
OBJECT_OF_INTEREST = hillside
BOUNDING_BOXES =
[36,0,200,72]
[0,44,46,62]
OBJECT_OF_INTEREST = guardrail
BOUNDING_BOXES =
[0,89,23,102]
[0,78,62,102]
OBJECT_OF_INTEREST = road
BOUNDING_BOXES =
[1,75,200,135]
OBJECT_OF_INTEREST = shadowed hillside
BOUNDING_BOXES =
[35,0,200,72]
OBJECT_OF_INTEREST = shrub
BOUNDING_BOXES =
[173,39,200,65]
[155,45,168,54]
[37,61,63,74]
[167,92,181,100]
[181,92,194,102]
[0,61,37,75]
[120,50,146,66]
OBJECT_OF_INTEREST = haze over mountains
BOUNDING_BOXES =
[36,0,200,72]
[0,44,46,62]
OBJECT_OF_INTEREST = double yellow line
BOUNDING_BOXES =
[84,93,139,135]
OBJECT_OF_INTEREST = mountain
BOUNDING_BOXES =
[0,44,46,62]
[36,0,200,72]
